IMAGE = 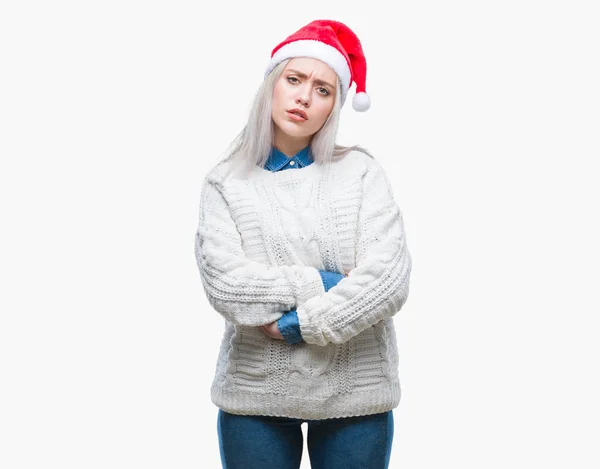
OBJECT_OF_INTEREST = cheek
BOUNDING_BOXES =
[271,85,280,107]
[315,101,334,122]
[271,86,284,118]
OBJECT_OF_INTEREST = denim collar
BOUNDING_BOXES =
[265,145,313,172]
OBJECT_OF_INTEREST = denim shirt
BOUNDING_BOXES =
[266,146,346,344]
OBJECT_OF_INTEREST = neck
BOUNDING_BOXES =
[273,129,311,158]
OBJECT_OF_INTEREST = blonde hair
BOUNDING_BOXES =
[218,58,372,179]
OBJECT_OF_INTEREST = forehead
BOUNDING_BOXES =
[285,57,337,79]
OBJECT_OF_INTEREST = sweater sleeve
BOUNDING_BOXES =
[194,172,325,327]
[296,159,412,346]
[277,270,346,345]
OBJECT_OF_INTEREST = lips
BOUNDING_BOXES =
[287,109,308,120]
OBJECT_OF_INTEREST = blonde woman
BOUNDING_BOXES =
[195,19,412,469]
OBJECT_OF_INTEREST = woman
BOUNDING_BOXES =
[194,19,412,469]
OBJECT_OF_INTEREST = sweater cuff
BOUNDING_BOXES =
[298,268,327,304]
[277,310,303,344]
[318,270,346,292]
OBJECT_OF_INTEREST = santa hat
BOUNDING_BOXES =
[264,19,371,112]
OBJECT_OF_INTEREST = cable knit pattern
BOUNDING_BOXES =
[195,171,325,326]
[296,155,412,346]
[194,149,412,420]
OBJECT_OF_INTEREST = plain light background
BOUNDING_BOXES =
[1,0,599,468]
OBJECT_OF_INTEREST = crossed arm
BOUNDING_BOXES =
[194,172,327,326]
[195,159,411,347]
[271,270,346,344]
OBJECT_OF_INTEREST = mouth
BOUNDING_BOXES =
[287,109,308,120]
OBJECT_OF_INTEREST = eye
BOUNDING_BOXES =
[287,76,330,96]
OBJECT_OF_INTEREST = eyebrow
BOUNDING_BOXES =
[286,69,335,90]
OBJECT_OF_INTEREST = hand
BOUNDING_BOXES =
[260,321,284,340]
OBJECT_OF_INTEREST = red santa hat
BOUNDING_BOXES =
[264,19,371,112]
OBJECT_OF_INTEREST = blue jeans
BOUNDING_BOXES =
[217,408,394,469]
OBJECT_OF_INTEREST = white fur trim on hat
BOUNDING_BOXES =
[265,39,352,105]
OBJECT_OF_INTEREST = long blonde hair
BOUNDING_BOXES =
[218,58,372,179]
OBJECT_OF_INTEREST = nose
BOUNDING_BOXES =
[296,87,310,107]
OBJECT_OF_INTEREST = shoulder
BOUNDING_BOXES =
[330,148,388,181]
[202,158,238,188]
[340,151,400,205]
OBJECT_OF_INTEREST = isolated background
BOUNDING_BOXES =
[1,0,599,468]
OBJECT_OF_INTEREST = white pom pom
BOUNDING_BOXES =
[352,92,371,112]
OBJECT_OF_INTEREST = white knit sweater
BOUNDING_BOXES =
[194,149,412,420]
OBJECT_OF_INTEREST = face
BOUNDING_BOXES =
[271,57,338,148]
